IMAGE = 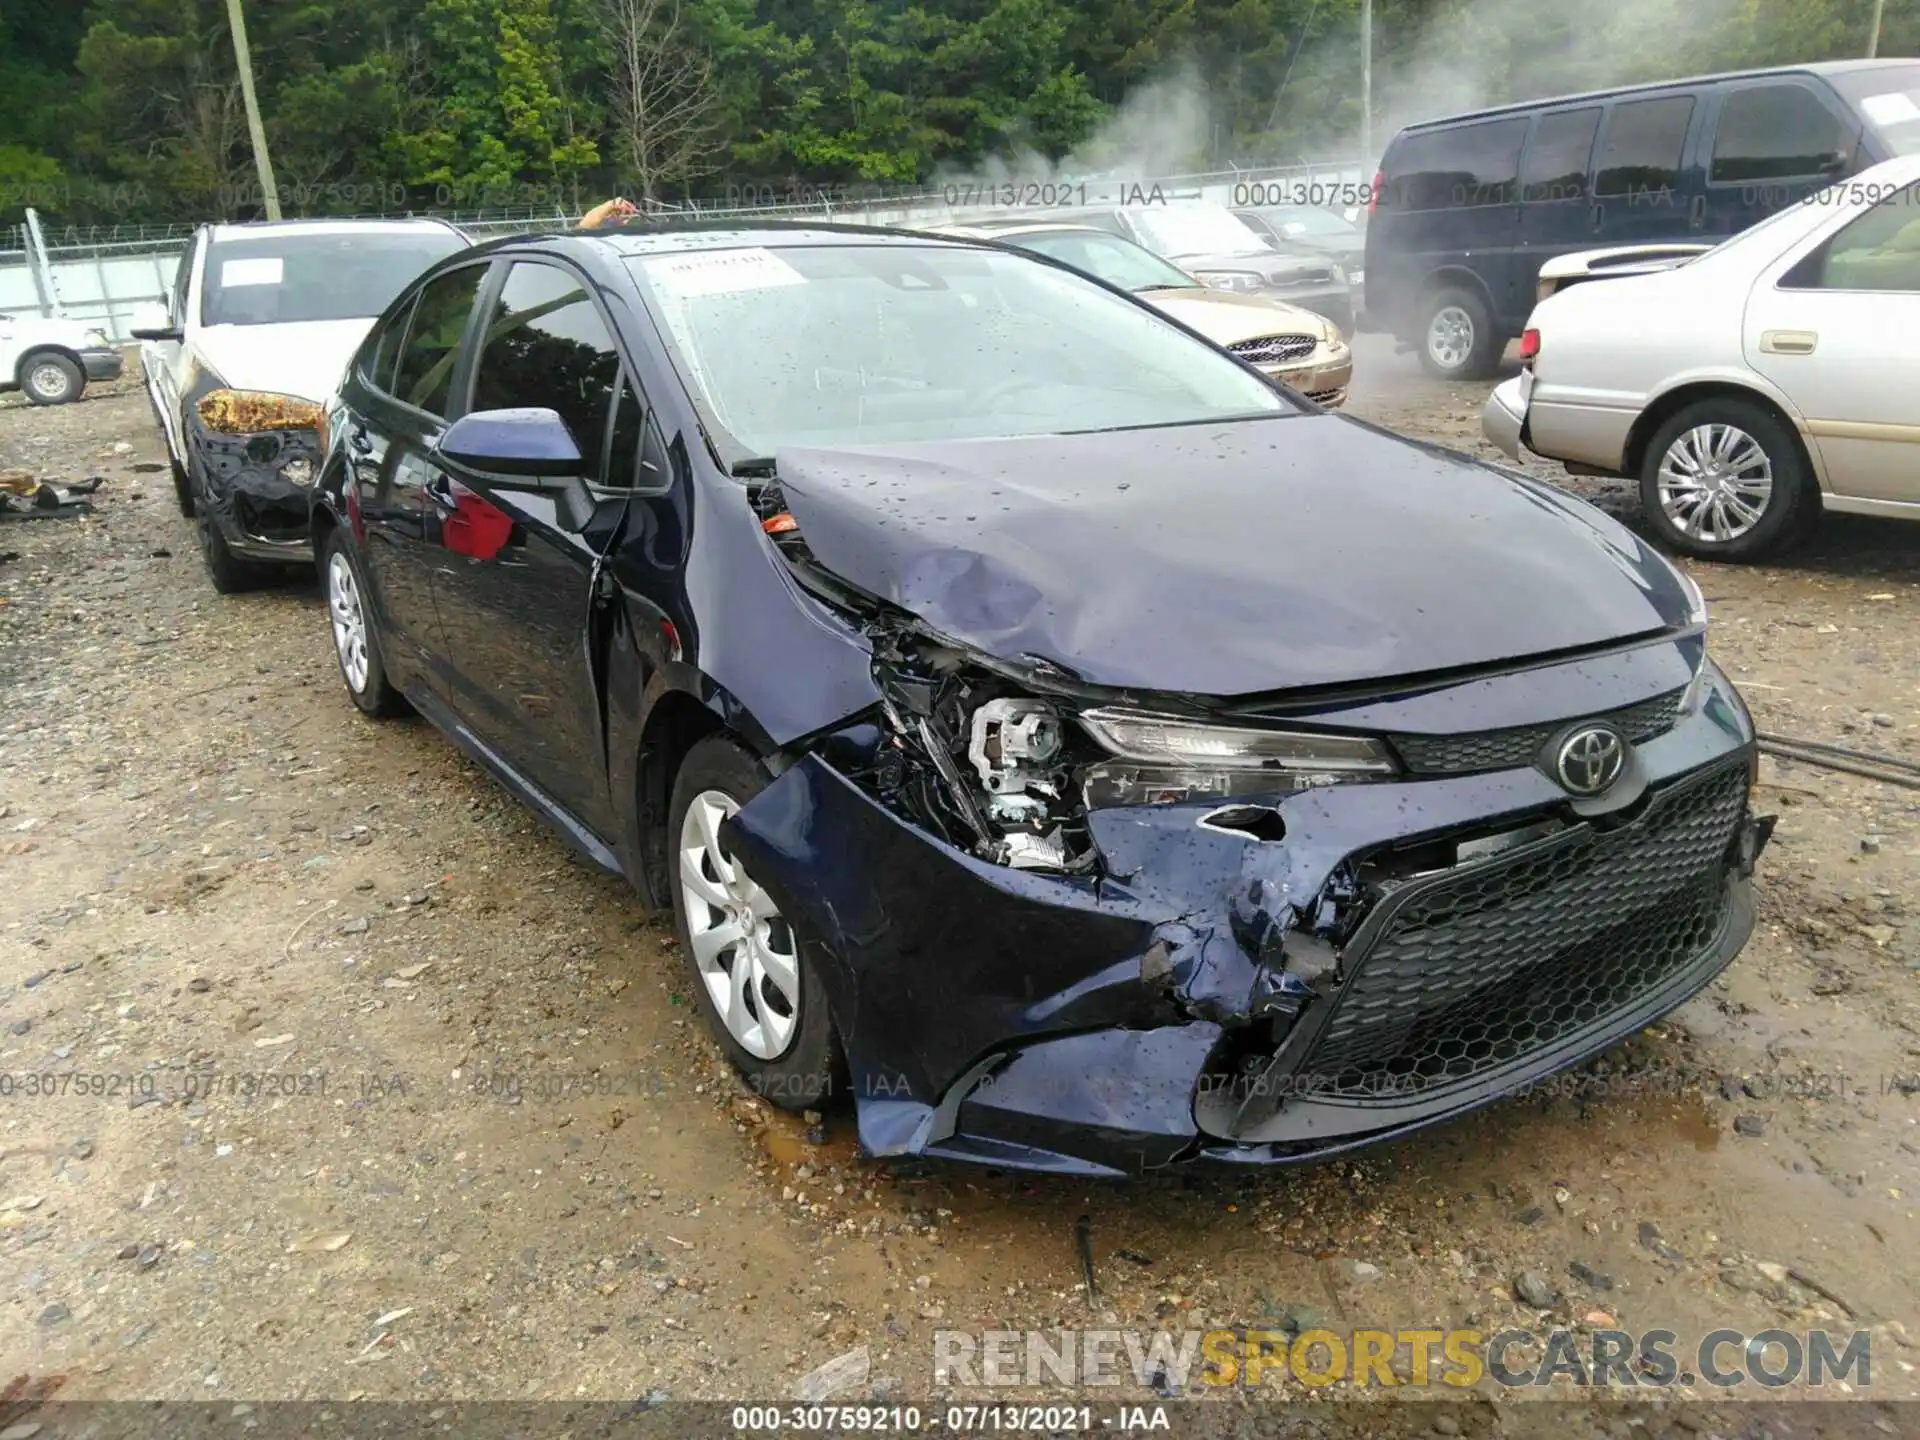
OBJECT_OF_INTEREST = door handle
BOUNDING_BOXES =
[1588,202,1604,232]
[1760,330,1816,355]
[1688,194,1706,227]
[349,425,373,455]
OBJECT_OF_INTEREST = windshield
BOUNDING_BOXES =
[628,243,1293,456]
[1260,208,1359,240]
[200,230,468,327]
[1129,205,1271,258]
[1000,230,1197,291]
[1832,65,1920,156]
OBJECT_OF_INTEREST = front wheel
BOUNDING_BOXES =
[1418,287,1502,380]
[21,352,83,406]
[1638,399,1817,561]
[668,736,841,1111]
[196,504,268,594]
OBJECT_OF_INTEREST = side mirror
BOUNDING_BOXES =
[438,407,583,480]
[129,303,180,342]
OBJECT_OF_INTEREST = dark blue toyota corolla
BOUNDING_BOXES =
[312,222,1771,1177]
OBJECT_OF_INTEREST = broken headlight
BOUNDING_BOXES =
[1077,708,1397,807]
[196,389,325,435]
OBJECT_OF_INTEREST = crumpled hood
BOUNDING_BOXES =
[773,416,1694,696]
[191,320,374,404]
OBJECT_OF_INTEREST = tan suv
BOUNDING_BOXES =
[929,221,1352,406]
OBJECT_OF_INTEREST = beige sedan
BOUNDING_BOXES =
[930,221,1352,406]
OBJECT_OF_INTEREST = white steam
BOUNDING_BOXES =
[937,0,1750,190]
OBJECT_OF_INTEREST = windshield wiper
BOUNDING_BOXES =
[731,456,778,479]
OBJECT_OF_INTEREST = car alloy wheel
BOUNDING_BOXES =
[1426,305,1475,371]
[27,360,75,403]
[328,549,371,694]
[678,789,801,1061]
[1656,423,1774,544]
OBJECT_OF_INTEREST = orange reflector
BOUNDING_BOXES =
[763,513,799,534]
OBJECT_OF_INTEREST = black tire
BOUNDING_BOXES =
[1418,286,1503,380]
[20,351,84,406]
[668,735,841,1112]
[321,527,410,719]
[1637,397,1817,562]
[196,503,267,594]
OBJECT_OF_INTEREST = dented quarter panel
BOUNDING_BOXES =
[771,418,1695,694]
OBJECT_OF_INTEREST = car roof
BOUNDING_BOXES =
[1389,59,1916,140]
[206,217,467,244]
[459,220,998,261]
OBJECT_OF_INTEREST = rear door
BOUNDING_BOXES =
[355,261,491,681]
[1747,188,1920,504]
[427,257,636,838]
[1588,92,1704,248]
[1699,77,1862,240]
[1516,106,1604,305]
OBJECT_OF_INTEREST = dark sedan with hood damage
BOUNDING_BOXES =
[311,222,1771,1178]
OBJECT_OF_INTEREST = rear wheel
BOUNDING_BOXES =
[1418,287,1502,379]
[21,351,83,406]
[323,527,410,717]
[1638,398,1817,561]
[668,736,840,1111]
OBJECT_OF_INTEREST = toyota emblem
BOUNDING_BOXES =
[1554,725,1626,796]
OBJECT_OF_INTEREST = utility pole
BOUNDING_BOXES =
[225,0,281,219]
[1360,0,1373,167]
[1867,0,1884,56]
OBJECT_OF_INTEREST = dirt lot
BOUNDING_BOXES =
[3,342,1918,1431]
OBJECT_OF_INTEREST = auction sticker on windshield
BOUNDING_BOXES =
[651,247,806,297]
[221,257,285,288]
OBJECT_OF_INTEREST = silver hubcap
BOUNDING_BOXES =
[679,790,800,1061]
[1657,423,1774,543]
[1427,306,1474,370]
[328,551,371,693]
[29,363,71,400]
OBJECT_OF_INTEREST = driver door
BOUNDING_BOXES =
[428,259,636,840]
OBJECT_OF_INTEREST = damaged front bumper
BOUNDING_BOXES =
[723,665,1769,1178]
[187,399,322,562]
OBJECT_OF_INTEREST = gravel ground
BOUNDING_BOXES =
[2,344,1917,1433]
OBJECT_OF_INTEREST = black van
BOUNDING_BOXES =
[1362,60,1920,377]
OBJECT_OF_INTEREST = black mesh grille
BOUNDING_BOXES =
[1390,688,1687,776]
[1230,334,1318,365]
[1297,760,1748,1099]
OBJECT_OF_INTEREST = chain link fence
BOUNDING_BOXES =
[3,160,1364,343]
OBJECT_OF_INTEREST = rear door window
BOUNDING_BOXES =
[1387,118,1527,209]
[1785,184,1920,292]
[391,264,488,417]
[1710,83,1858,183]
[1522,108,1602,202]
[1593,95,1696,196]
[358,295,418,395]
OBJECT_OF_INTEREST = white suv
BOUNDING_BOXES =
[0,313,123,405]
[131,218,469,591]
